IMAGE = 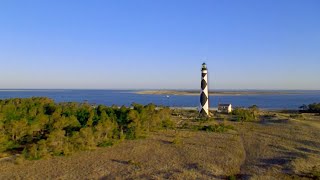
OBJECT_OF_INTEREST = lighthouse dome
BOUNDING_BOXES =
[202,63,207,70]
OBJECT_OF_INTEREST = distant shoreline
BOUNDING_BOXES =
[135,90,303,96]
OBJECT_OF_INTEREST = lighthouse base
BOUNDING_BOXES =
[199,109,211,117]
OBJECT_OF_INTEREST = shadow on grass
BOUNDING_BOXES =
[110,159,129,165]
[260,118,289,125]
[259,156,291,167]
[136,169,183,179]
[263,132,320,150]
[296,147,320,154]
[257,156,296,176]
[296,139,320,148]
[257,150,308,175]
[158,139,173,145]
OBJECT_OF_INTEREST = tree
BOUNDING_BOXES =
[94,116,116,145]
[308,103,320,113]
[7,118,28,142]
[299,104,308,111]
[71,127,96,150]
[0,130,12,152]
[26,114,49,142]
[46,129,67,155]
[76,107,90,127]
[0,97,176,160]
[126,110,142,139]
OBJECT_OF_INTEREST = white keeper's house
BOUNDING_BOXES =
[218,103,232,113]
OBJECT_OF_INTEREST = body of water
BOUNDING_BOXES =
[0,90,320,109]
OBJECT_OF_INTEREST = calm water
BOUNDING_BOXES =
[0,90,320,109]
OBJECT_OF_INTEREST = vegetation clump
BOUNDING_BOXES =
[0,97,174,160]
[300,103,320,113]
[192,123,234,133]
[289,114,303,119]
[232,106,259,122]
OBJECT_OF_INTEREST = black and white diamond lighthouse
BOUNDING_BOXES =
[199,63,210,116]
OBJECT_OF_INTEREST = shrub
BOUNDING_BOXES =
[172,132,182,145]
[232,108,257,122]
[14,155,25,165]
[228,175,236,180]
[37,140,51,159]
[162,118,175,129]
[289,114,303,119]
[98,140,114,147]
[200,124,234,133]
[195,117,214,124]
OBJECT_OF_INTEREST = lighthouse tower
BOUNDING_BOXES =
[199,63,210,116]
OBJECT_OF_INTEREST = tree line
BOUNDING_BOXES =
[299,103,320,113]
[0,97,173,159]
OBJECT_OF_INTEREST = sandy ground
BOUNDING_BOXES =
[0,113,319,179]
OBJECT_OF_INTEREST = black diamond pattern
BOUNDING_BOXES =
[201,79,207,90]
[200,92,208,106]
[202,73,207,78]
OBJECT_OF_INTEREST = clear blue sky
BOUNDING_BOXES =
[0,0,319,90]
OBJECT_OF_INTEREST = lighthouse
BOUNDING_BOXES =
[199,63,210,116]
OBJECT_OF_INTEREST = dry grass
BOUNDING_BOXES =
[236,111,320,179]
[0,111,319,179]
[0,130,244,179]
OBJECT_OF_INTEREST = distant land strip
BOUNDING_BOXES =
[135,90,303,96]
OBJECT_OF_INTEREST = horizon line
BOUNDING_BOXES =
[0,88,319,91]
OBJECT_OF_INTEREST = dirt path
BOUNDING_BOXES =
[236,119,320,179]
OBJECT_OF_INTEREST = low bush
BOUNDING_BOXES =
[192,123,234,133]
[171,132,182,145]
[162,118,175,129]
[98,140,115,147]
[232,108,258,122]
[289,114,303,119]
[227,175,236,180]
[195,117,214,123]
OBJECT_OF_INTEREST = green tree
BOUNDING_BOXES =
[94,114,116,145]
[46,129,67,155]
[7,118,28,142]
[126,110,143,139]
[71,127,96,150]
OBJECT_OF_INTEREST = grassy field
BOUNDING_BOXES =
[0,111,319,179]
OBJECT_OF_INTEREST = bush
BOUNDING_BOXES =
[232,108,257,122]
[228,175,236,180]
[200,124,234,133]
[191,123,234,133]
[171,132,182,145]
[195,117,214,124]
[98,140,114,147]
[162,118,175,129]
[14,155,25,165]
[289,114,303,119]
